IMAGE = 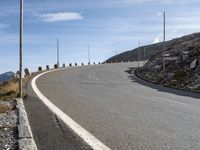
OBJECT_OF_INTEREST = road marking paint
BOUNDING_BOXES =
[31,68,111,150]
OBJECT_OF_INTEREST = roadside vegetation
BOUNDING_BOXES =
[0,76,31,100]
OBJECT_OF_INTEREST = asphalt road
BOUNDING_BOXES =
[29,63,200,150]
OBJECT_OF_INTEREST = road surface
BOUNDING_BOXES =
[26,63,200,150]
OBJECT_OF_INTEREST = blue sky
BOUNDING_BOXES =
[0,0,200,73]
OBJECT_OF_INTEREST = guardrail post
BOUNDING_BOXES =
[54,64,58,69]
[38,67,42,72]
[46,65,50,70]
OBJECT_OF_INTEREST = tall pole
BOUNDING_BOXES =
[19,0,23,98]
[115,50,117,63]
[138,41,140,68]
[163,11,166,74]
[88,45,90,65]
[143,47,146,65]
[57,38,59,67]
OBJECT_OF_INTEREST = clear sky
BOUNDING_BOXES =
[0,0,200,73]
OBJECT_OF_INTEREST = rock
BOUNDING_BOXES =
[24,68,31,76]
[165,56,179,61]
[153,65,162,71]
[166,73,174,80]
[190,58,197,69]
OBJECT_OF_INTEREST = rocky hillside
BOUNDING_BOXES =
[105,39,174,63]
[138,32,200,92]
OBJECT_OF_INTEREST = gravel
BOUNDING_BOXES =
[0,100,18,150]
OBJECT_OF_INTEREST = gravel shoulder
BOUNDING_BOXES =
[0,99,18,150]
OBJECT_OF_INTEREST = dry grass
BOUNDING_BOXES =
[0,76,31,100]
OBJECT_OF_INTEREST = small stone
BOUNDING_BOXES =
[190,58,197,69]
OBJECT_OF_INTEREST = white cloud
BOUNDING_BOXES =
[153,37,160,43]
[37,11,83,22]
[0,23,9,29]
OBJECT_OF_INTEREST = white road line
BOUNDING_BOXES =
[31,68,111,150]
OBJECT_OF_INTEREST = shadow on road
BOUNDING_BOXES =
[125,67,200,99]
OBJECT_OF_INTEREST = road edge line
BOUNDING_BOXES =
[31,68,111,150]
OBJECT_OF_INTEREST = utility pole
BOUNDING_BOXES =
[19,0,23,98]
[88,45,90,65]
[143,47,146,66]
[57,38,60,67]
[138,41,140,68]
[163,11,166,74]
[115,50,117,63]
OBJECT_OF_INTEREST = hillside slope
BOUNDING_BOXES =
[105,38,174,63]
[138,32,200,92]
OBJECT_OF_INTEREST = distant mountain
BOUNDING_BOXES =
[0,71,16,85]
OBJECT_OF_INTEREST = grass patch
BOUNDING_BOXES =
[0,76,31,100]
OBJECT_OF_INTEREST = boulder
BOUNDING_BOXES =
[24,68,31,76]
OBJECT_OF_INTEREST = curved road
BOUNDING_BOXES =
[27,63,200,150]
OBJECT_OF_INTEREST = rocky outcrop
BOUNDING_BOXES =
[138,32,200,92]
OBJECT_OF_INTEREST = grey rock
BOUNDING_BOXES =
[190,58,197,69]
[24,68,31,76]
